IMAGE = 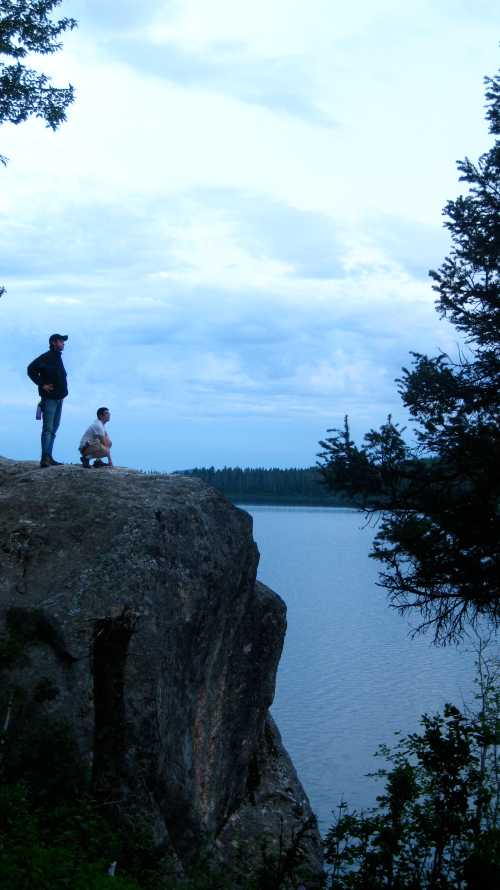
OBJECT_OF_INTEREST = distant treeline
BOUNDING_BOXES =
[184,466,355,505]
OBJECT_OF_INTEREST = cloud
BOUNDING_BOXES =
[190,190,346,279]
[102,38,336,127]
[0,181,458,429]
[365,216,451,280]
[0,200,176,281]
[65,0,173,34]
[45,297,82,305]
[1,0,496,469]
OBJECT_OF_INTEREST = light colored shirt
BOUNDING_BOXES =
[79,419,106,449]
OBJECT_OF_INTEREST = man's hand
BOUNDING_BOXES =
[42,384,54,392]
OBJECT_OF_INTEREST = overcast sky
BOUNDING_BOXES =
[1,0,498,471]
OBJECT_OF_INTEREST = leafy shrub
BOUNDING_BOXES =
[324,648,500,888]
[0,783,141,889]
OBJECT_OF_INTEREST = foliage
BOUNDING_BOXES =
[250,815,320,889]
[0,0,76,160]
[159,872,234,890]
[318,69,500,645]
[0,779,318,890]
[0,784,142,889]
[0,702,317,889]
[324,646,500,889]
[1,716,87,804]
[187,465,351,505]
[0,1,76,297]
[0,677,318,889]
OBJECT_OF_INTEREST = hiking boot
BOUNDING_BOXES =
[49,457,63,466]
[80,455,91,469]
[92,459,105,468]
[40,455,51,468]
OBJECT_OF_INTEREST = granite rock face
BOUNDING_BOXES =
[0,458,322,878]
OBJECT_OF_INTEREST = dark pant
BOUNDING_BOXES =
[41,398,63,458]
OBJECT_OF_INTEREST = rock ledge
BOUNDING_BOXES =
[0,457,322,878]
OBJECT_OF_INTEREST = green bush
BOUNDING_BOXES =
[0,784,141,889]
[324,648,500,889]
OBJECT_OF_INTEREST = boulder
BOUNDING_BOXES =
[0,457,322,880]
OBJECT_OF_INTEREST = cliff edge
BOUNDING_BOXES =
[0,457,322,879]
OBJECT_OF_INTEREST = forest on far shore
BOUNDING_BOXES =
[182,466,354,505]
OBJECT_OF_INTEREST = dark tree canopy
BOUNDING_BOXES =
[318,70,500,646]
[187,465,349,505]
[0,0,76,164]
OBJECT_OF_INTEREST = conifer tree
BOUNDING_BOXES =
[318,70,500,645]
[0,1,76,297]
[0,0,76,159]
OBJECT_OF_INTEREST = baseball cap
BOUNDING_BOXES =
[49,333,68,343]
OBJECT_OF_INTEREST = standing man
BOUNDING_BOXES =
[27,334,68,468]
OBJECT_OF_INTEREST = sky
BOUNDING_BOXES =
[0,0,498,471]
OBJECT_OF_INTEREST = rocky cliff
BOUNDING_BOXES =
[0,457,322,881]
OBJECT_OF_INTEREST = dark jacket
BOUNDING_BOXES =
[27,348,68,400]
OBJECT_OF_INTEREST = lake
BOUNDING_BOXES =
[241,504,478,833]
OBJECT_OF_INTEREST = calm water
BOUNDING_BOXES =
[242,505,477,832]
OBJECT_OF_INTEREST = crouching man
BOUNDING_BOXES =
[79,407,113,468]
